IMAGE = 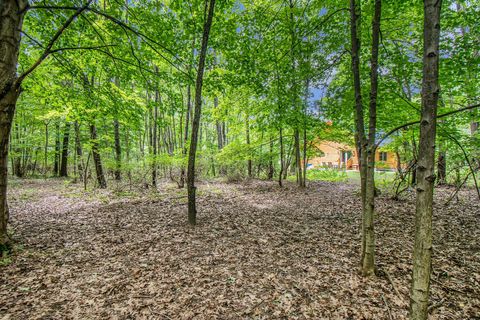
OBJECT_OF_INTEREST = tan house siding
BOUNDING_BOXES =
[308,141,398,170]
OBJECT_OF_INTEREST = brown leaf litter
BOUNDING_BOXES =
[0,179,478,319]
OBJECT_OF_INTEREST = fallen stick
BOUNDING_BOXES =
[382,294,393,320]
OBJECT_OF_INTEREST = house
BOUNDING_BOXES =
[308,141,398,171]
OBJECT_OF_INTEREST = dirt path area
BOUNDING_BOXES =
[0,179,479,319]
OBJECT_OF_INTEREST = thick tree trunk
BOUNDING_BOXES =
[187,0,216,225]
[409,0,442,319]
[60,122,71,177]
[113,118,121,181]
[0,90,18,251]
[89,124,107,189]
[0,0,26,251]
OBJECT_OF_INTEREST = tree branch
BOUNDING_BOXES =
[16,1,93,86]
[375,102,480,150]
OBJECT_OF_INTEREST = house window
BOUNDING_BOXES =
[379,152,388,161]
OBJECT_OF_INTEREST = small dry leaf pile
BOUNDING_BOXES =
[0,179,478,319]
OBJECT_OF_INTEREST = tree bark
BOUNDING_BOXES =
[246,115,252,178]
[278,127,284,187]
[113,118,121,181]
[44,121,49,174]
[90,124,107,189]
[437,150,446,184]
[350,0,381,276]
[409,0,442,319]
[152,77,159,188]
[0,0,26,251]
[60,122,71,177]
[74,122,83,181]
[54,122,60,176]
[187,0,216,225]
[268,137,274,180]
[179,37,196,189]
[294,128,303,187]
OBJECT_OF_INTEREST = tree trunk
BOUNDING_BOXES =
[60,122,71,177]
[294,128,303,187]
[246,116,252,178]
[113,118,121,181]
[278,127,284,187]
[409,0,442,319]
[90,124,107,189]
[268,137,274,180]
[350,0,381,277]
[0,0,26,251]
[44,122,49,174]
[187,0,216,225]
[13,123,23,178]
[437,150,446,184]
[152,79,159,188]
[54,122,60,176]
[74,122,83,180]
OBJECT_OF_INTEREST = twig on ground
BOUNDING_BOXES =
[382,294,393,320]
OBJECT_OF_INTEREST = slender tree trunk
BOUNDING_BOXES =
[54,122,60,176]
[409,0,442,318]
[246,116,252,178]
[74,122,83,180]
[179,37,196,189]
[362,0,381,277]
[437,150,446,184]
[179,84,191,188]
[152,77,159,188]
[350,0,381,276]
[302,127,307,186]
[279,127,284,187]
[0,0,26,250]
[187,0,216,225]
[90,124,107,189]
[44,122,49,174]
[294,128,303,187]
[13,123,23,177]
[113,118,121,181]
[268,137,274,180]
[60,122,71,177]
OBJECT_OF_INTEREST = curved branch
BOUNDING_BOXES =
[16,1,93,86]
[375,102,480,150]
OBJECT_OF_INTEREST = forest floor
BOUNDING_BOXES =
[0,178,479,320]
